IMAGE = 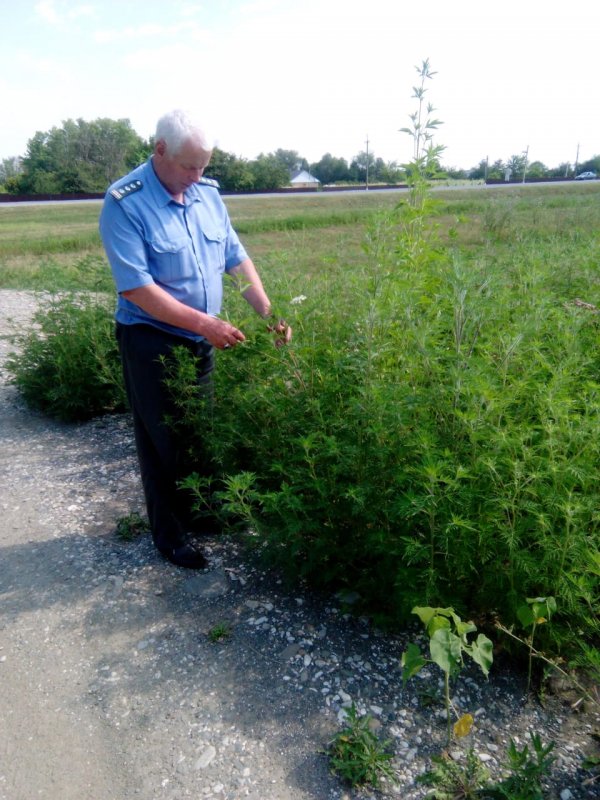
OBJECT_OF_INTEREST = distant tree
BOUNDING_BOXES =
[125,140,153,171]
[310,153,351,184]
[15,118,148,194]
[272,149,305,174]
[444,165,469,179]
[377,159,405,183]
[15,131,57,192]
[2,176,23,193]
[525,160,548,179]
[206,148,254,192]
[487,159,505,180]
[371,157,386,181]
[548,162,572,178]
[248,153,290,190]
[0,156,22,185]
[506,153,527,181]
[349,149,376,182]
[578,155,600,174]
[468,159,489,180]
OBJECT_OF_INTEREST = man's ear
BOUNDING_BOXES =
[155,139,167,157]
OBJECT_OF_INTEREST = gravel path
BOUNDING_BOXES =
[0,290,598,800]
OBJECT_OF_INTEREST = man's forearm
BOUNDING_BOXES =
[122,284,211,334]
[121,283,245,349]
[229,258,272,318]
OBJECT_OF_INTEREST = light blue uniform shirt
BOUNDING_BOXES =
[99,158,248,341]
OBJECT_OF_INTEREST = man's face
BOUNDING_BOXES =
[153,137,212,197]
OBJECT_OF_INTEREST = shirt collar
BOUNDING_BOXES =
[146,157,203,208]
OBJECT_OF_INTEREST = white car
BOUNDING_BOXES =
[575,171,597,180]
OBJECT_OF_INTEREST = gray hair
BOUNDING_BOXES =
[155,109,212,154]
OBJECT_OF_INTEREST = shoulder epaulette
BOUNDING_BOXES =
[198,176,220,189]
[110,179,143,201]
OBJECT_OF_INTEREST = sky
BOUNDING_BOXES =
[1,0,598,171]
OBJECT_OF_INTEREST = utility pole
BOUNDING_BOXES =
[365,134,369,191]
[574,143,580,177]
[522,145,529,184]
[484,155,488,183]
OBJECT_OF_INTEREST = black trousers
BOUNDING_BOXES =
[116,323,214,553]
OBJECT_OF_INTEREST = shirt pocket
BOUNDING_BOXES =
[148,236,194,282]
[201,227,226,273]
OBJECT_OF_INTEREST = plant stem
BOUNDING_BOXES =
[445,671,451,743]
[527,621,537,694]
[496,622,599,709]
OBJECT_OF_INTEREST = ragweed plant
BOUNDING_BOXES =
[492,731,555,800]
[400,57,445,213]
[516,597,557,693]
[160,63,600,666]
[416,748,490,799]
[495,600,600,711]
[327,705,397,789]
[207,622,232,643]
[417,732,555,800]
[115,511,147,541]
[6,292,126,421]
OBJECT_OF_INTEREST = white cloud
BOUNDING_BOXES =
[94,21,197,43]
[34,0,95,24]
[67,4,95,20]
[13,49,72,82]
[34,0,59,24]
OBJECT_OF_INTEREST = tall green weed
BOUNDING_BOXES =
[6,293,126,421]
[172,64,600,653]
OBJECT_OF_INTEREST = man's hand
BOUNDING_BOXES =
[267,318,292,347]
[121,284,245,348]
[202,316,246,350]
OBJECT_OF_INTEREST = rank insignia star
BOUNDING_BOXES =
[198,177,220,189]
[110,179,143,200]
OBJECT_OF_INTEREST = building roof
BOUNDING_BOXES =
[290,169,320,184]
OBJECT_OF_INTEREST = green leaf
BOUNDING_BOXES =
[453,616,477,639]
[429,628,462,675]
[586,551,600,577]
[525,596,557,624]
[411,606,437,628]
[428,615,452,636]
[412,606,453,636]
[517,604,535,629]
[401,643,427,684]
[545,596,557,615]
[468,634,494,677]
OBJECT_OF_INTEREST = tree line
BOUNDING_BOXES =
[1,117,598,194]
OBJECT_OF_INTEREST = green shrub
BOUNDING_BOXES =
[170,192,600,663]
[6,293,126,421]
[169,64,600,656]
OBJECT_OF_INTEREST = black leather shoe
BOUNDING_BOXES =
[159,538,208,569]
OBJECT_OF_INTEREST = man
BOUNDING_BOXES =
[99,109,290,569]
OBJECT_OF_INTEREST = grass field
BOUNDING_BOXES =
[1,181,599,291]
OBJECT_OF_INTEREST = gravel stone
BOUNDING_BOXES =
[0,290,599,800]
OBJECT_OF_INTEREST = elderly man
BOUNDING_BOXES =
[100,109,290,569]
